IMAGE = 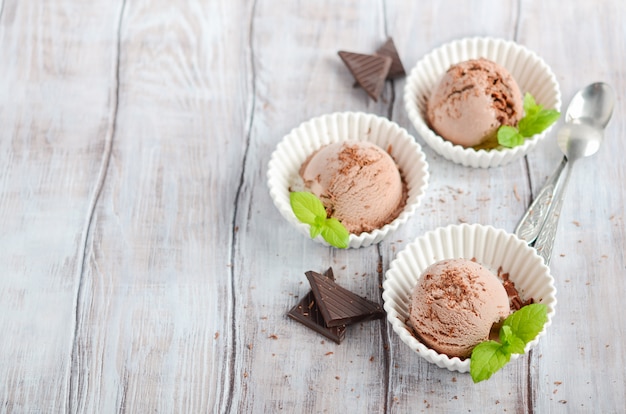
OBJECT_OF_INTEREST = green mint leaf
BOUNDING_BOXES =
[321,217,350,249]
[497,125,524,148]
[518,92,560,137]
[470,341,511,383]
[496,93,560,148]
[470,303,549,382]
[500,325,526,354]
[289,191,350,248]
[290,191,327,225]
[500,325,514,345]
[503,303,548,343]
[309,222,323,239]
[519,109,560,137]
[523,92,539,117]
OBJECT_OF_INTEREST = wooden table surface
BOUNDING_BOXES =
[1,1,625,412]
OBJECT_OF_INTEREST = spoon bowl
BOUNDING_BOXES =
[560,82,614,162]
[565,82,615,128]
[557,123,603,160]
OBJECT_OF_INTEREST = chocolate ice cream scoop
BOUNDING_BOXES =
[299,140,406,234]
[427,58,523,148]
[409,258,510,359]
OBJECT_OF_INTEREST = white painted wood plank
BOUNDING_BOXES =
[0,1,121,411]
[66,0,254,412]
[520,1,626,412]
[232,1,396,411]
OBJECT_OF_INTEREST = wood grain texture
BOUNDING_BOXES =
[0,1,122,411]
[66,0,254,412]
[519,2,626,412]
[0,0,625,413]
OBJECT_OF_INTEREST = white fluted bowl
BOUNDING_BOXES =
[267,112,429,249]
[404,37,561,168]
[382,223,557,373]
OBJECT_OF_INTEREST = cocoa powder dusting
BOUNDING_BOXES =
[337,143,380,175]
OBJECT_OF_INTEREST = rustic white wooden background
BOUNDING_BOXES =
[0,0,624,412]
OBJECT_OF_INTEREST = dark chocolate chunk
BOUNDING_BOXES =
[338,51,391,101]
[287,291,347,344]
[375,38,406,79]
[305,270,385,327]
[287,268,346,344]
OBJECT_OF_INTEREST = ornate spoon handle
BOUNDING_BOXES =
[514,157,568,243]
[532,160,575,265]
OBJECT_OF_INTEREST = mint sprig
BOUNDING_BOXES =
[289,192,350,249]
[497,93,560,148]
[470,303,548,383]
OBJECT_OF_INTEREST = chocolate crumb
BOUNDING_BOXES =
[498,267,533,311]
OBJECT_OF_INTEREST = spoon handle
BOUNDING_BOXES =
[514,156,568,244]
[532,160,575,265]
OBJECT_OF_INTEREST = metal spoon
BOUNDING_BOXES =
[514,82,615,264]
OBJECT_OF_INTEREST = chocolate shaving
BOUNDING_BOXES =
[498,266,535,311]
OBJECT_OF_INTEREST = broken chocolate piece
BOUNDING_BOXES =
[305,270,385,327]
[375,38,406,79]
[287,291,347,344]
[338,51,391,101]
[287,268,346,344]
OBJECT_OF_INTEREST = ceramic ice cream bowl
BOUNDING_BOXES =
[404,37,561,168]
[382,223,557,373]
[267,112,429,249]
